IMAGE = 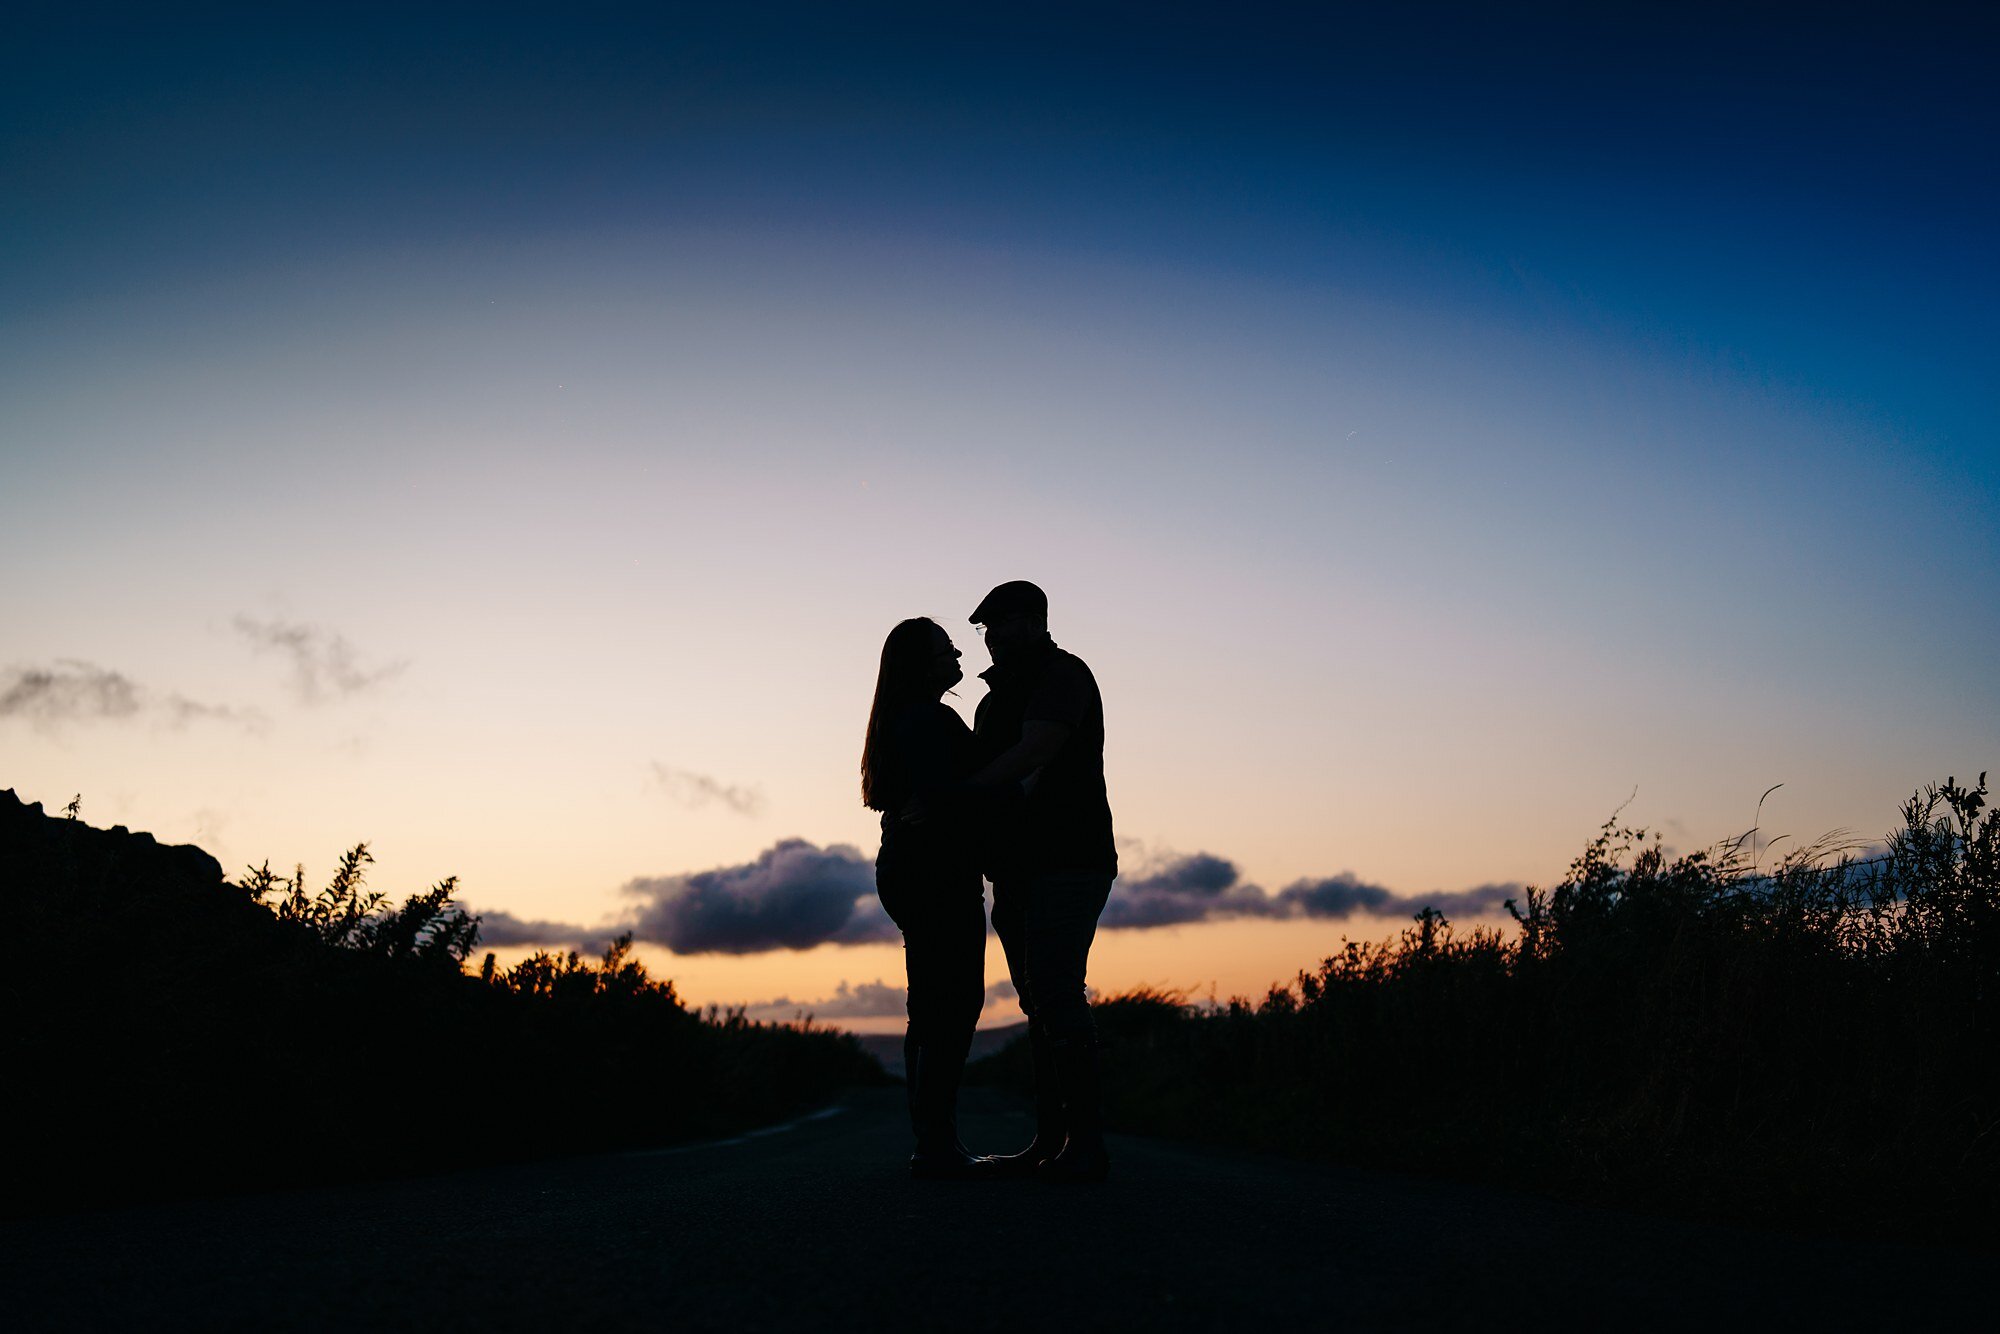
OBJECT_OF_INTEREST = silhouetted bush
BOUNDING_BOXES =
[1,792,884,1214]
[976,775,1997,1242]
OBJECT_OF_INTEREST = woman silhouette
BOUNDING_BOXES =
[860,617,990,1178]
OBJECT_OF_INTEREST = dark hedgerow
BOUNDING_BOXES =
[974,775,1997,1243]
[1,793,885,1214]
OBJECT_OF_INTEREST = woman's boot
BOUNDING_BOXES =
[908,1037,986,1179]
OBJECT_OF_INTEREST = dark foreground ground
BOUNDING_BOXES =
[3,1088,1990,1332]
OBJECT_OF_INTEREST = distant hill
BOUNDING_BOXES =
[855,1021,1026,1079]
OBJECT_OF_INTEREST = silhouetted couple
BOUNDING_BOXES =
[860,580,1117,1183]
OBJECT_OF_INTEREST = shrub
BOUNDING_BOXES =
[1,792,884,1214]
[975,775,1997,1242]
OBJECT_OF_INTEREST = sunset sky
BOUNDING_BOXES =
[5,3,1994,1029]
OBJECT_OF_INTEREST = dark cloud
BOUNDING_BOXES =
[466,840,890,956]
[232,616,406,704]
[1128,853,1238,896]
[1272,872,1397,919]
[466,840,1520,961]
[1401,883,1520,917]
[1102,853,1289,929]
[623,838,894,954]
[473,909,618,955]
[649,762,765,817]
[1275,873,1519,921]
[1102,851,1522,930]
[0,660,254,729]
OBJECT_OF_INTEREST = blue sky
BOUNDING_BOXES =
[4,2,1994,1021]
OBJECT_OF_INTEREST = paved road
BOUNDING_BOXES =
[4,1088,1989,1331]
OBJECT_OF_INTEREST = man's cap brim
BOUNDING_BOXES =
[970,580,1048,623]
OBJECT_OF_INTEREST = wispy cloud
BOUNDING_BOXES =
[231,615,406,704]
[0,661,142,721]
[648,762,765,817]
[744,978,907,1020]
[0,660,258,731]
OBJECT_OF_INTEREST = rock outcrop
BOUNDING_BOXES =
[2,788,226,895]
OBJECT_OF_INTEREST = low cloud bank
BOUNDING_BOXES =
[468,839,890,956]
[466,842,1518,959]
[1103,852,1519,930]
[742,978,1017,1021]
[474,909,621,956]
[623,839,894,953]
[1273,873,1521,921]
[1104,852,1289,928]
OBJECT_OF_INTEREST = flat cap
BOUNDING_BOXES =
[970,580,1048,624]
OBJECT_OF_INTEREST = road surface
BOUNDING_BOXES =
[3,1088,1988,1331]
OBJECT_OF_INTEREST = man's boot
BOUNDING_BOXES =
[984,1020,1064,1179]
[902,1030,922,1134]
[1039,1035,1109,1183]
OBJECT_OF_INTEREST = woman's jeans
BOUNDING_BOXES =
[876,864,986,1148]
[989,870,1114,1046]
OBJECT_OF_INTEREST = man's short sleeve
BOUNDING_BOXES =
[1023,655,1092,728]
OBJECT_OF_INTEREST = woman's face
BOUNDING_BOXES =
[929,625,964,692]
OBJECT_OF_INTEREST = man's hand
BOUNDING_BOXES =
[969,720,1069,788]
[898,795,929,825]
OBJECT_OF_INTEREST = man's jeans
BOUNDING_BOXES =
[990,870,1114,1045]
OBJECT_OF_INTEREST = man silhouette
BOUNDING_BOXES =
[966,580,1116,1182]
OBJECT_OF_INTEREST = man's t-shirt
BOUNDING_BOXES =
[973,638,1117,877]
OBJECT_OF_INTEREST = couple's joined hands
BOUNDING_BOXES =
[897,768,1044,825]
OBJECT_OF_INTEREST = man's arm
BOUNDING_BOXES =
[899,720,1059,822]
[967,719,1069,788]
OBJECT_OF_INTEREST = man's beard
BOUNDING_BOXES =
[987,632,1042,666]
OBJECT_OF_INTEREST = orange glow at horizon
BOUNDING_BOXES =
[480,910,1517,1034]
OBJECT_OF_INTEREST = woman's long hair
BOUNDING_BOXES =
[861,617,943,812]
